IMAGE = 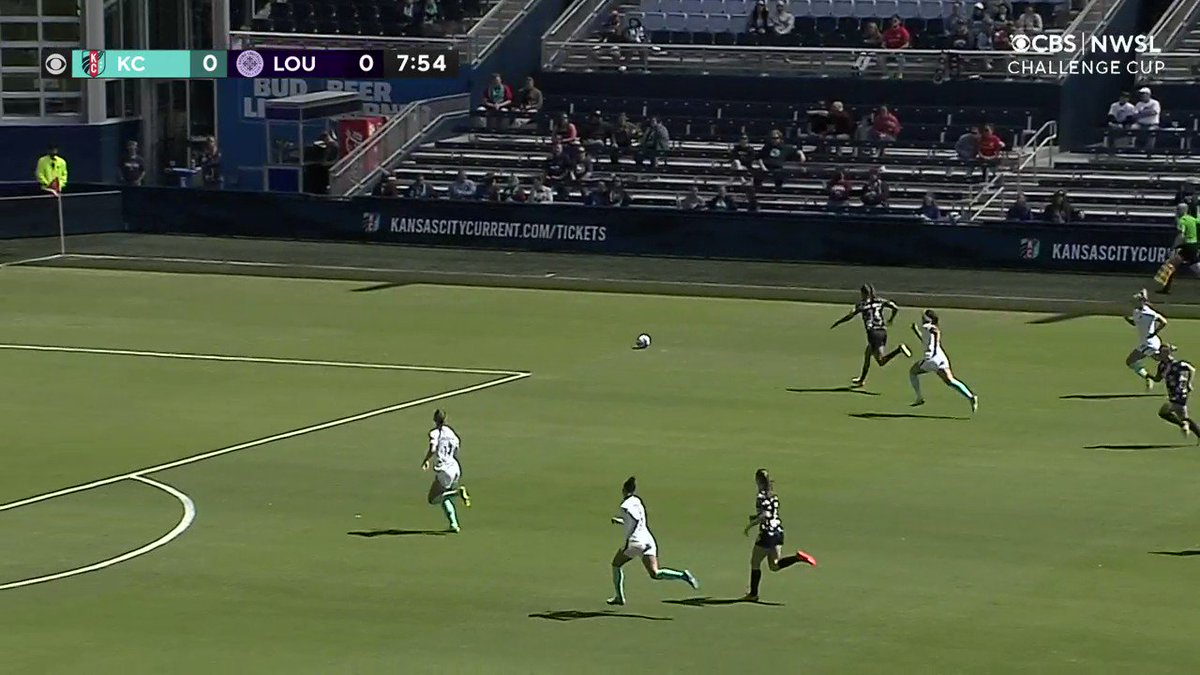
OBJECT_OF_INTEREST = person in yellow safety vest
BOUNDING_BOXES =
[1156,203,1200,294]
[35,144,68,194]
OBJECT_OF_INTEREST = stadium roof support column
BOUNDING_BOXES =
[212,0,231,48]
[81,0,107,123]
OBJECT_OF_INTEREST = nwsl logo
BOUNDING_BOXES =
[82,50,105,78]
[1020,238,1041,260]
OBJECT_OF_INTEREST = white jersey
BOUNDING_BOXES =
[428,425,460,472]
[1131,306,1164,349]
[617,495,654,546]
[920,321,946,362]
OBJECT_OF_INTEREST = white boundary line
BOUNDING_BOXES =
[0,343,529,377]
[0,253,66,269]
[0,476,196,592]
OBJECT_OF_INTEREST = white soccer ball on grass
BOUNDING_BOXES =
[635,333,652,349]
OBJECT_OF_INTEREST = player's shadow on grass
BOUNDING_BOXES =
[663,596,784,607]
[350,282,407,293]
[529,610,672,622]
[848,412,964,421]
[787,387,880,397]
[1150,549,1200,557]
[1061,393,1160,400]
[347,529,450,537]
[1083,443,1185,451]
[1026,312,1093,325]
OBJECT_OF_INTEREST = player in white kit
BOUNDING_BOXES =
[607,476,699,605]
[1124,289,1167,390]
[909,310,978,413]
[420,409,471,532]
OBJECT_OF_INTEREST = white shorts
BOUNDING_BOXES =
[1135,339,1162,358]
[919,355,950,373]
[434,464,461,489]
[622,537,657,559]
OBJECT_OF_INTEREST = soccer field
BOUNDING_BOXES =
[1,266,1198,674]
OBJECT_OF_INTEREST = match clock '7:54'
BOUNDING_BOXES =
[384,50,460,78]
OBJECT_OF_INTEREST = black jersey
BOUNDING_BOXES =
[855,298,891,331]
[755,490,783,537]
[1158,358,1195,404]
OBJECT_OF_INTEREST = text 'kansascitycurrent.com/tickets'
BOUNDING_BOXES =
[39,49,461,79]
[361,214,610,243]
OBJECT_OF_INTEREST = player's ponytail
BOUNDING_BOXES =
[622,475,637,496]
[754,468,773,495]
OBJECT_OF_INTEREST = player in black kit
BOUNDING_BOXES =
[742,469,816,602]
[830,284,911,387]
[1150,344,1200,443]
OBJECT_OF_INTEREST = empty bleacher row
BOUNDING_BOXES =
[251,0,490,36]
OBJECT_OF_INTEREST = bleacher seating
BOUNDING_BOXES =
[251,0,490,36]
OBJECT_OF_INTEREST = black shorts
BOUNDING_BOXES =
[1179,244,1199,265]
[755,531,784,549]
[866,328,888,351]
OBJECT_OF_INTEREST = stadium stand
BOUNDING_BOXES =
[245,0,496,36]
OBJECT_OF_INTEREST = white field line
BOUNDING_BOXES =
[0,372,529,515]
[0,475,196,592]
[0,253,65,269]
[0,343,529,377]
[53,252,1115,306]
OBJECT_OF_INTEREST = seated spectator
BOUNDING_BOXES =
[476,172,497,200]
[529,176,554,203]
[828,101,855,138]
[708,185,738,211]
[400,0,422,32]
[636,116,669,168]
[585,181,611,206]
[882,16,911,78]
[448,170,477,200]
[948,0,968,29]
[955,126,980,161]
[826,170,852,208]
[946,22,972,50]
[515,76,543,113]
[578,111,609,156]
[992,21,1013,51]
[599,10,624,43]
[862,21,883,48]
[380,175,402,197]
[423,0,441,24]
[678,185,704,210]
[407,174,434,199]
[1006,192,1033,221]
[608,112,640,165]
[496,173,520,201]
[974,19,995,68]
[871,105,901,142]
[544,142,572,196]
[1043,190,1082,223]
[730,133,756,172]
[970,1,988,24]
[986,0,1012,21]
[552,113,580,146]
[978,124,1005,178]
[860,168,890,208]
[1108,91,1136,127]
[755,128,800,190]
[918,192,942,221]
[477,73,512,130]
[1016,4,1042,34]
[747,0,770,34]
[769,0,794,37]
[617,17,653,72]
[607,178,632,207]
[1133,86,1161,149]
[573,150,596,184]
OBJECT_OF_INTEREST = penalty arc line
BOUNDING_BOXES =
[0,372,530,514]
[0,475,196,592]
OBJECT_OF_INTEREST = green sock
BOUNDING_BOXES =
[441,498,458,529]
[654,568,686,581]
[1130,363,1148,378]
[611,567,625,601]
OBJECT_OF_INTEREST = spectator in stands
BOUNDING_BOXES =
[529,176,554,204]
[578,111,609,157]
[408,175,436,199]
[754,128,800,190]
[748,0,770,34]
[620,17,655,73]
[200,137,222,189]
[545,142,572,198]
[882,16,911,78]
[709,185,738,211]
[1106,91,1137,147]
[515,77,543,114]
[573,150,596,187]
[497,173,520,201]
[636,116,669,168]
[678,185,704,210]
[607,178,633,207]
[401,0,422,33]
[478,73,513,131]
[826,170,852,209]
[986,0,1012,21]
[862,21,883,48]
[978,124,1005,179]
[608,112,640,165]
[826,101,855,147]
[860,168,890,208]
[974,18,995,70]
[769,1,795,39]
[449,170,477,200]
[871,106,901,142]
[119,140,145,186]
[1006,192,1033,221]
[955,126,980,161]
[380,175,401,197]
[1174,182,1198,217]
[947,22,972,51]
[476,172,497,200]
[599,10,624,43]
[948,0,968,28]
[1133,86,1161,149]
[970,2,988,26]
[992,21,1014,51]
[731,132,756,173]
[1042,190,1081,224]
[918,192,942,221]
[552,113,580,148]
[1016,4,1043,35]
[585,181,610,206]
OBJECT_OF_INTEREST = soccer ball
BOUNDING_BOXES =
[635,333,652,349]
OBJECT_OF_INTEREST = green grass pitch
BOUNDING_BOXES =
[1,266,1198,673]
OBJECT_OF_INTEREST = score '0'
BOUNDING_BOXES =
[203,53,218,72]
[359,53,374,73]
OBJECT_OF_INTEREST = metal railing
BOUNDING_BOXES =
[1148,0,1200,50]
[330,93,470,196]
[541,0,615,67]
[967,120,1057,221]
[474,0,545,62]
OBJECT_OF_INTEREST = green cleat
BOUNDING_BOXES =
[459,486,471,508]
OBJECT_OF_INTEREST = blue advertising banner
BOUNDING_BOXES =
[215,76,469,190]
[120,187,1177,274]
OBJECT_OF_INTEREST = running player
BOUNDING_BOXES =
[1124,289,1167,390]
[830,284,911,387]
[607,476,699,605]
[909,309,979,412]
[420,409,471,532]
[1149,344,1200,442]
[742,468,816,602]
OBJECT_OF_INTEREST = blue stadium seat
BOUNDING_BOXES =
[836,16,859,33]
[708,12,733,32]
[830,0,854,18]
[809,0,833,17]
[664,11,688,31]
[681,0,706,14]
[642,11,667,30]
[918,0,942,19]
[896,0,919,18]
[876,0,900,17]
[853,0,877,18]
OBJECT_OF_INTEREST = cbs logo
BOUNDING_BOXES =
[44,52,69,75]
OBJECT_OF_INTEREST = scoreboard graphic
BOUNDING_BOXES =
[40,48,461,80]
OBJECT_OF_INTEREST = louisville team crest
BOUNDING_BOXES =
[1019,237,1041,260]
[362,211,381,233]
[82,50,106,78]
